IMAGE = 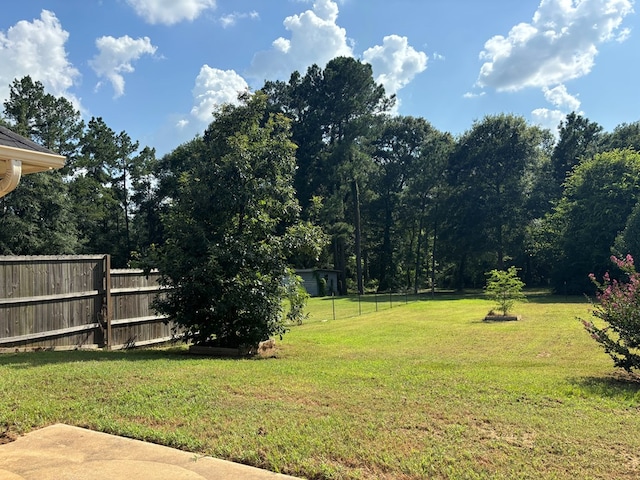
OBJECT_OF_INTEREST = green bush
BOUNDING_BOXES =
[581,254,640,373]
[285,273,310,325]
[317,276,327,297]
[153,93,301,349]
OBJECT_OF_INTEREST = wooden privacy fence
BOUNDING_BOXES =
[0,255,176,351]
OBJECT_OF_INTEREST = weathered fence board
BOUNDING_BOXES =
[0,255,174,351]
[109,268,172,350]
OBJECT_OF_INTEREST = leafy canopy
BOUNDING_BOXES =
[550,149,640,293]
[154,92,305,348]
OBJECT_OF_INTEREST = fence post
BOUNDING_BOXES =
[104,254,113,349]
[332,292,336,321]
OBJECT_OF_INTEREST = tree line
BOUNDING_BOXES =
[3,58,640,295]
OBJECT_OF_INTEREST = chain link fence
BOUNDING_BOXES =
[306,291,422,322]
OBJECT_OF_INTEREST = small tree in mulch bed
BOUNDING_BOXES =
[484,266,526,317]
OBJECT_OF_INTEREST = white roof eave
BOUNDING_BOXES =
[0,144,66,175]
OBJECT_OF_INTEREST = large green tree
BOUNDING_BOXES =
[444,114,547,288]
[0,76,82,254]
[403,125,454,293]
[69,118,153,266]
[369,116,420,291]
[369,115,452,292]
[3,76,45,138]
[550,112,603,198]
[154,92,303,348]
[317,57,393,294]
[603,121,640,152]
[551,149,640,293]
[3,76,84,164]
[264,57,392,294]
[70,117,125,262]
[0,173,80,254]
[112,131,141,259]
[129,146,161,259]
[614,201,640,262]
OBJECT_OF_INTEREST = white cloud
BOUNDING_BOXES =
[477,0,634,92]
[531,84,581,133]
[249,0,426,103]
[532,107,567,133]
[363,35,427,96]
[0,10,80,109]
[542,84,580,111]
[220,11,259,29]
[126,0,216,25]
[90,36,157,98]
[617,27,632,42]
[463,91,486,99]
[249,0,353,80]
[190,65,249,122]
[176,119,189,129]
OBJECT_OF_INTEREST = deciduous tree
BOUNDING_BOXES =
[265,57,392,294]
[154,92,303,348]
[551,149,640,293]
[444,114,545,287]
[550,112,602,197]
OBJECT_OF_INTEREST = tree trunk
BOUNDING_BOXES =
[407,215,417,292]
[457,253,467,292]
[380,194,393,291]
[123,165,131,260]
[431,204,438,296]
[414,197,428,295]
[353,179,364,295]
[414,212,424,295]
[497,224,504,270]
[363,248,369,285]
[333,236,348,295]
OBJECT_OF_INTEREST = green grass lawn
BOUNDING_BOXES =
[2,294,640,479]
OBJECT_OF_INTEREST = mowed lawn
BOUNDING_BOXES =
[2,294,640,479]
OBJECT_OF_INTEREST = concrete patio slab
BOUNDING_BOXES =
[0,424,302,480]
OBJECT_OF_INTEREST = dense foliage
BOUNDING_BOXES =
[3,63,640,297]
[444,115,549,288]
[582,255,640,373]
[152,93,302,348]
[0,76,157,267]
[550,149,640,293]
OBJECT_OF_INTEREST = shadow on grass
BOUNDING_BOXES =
[320,290,590,303]
[316,291,484,304]
[314,292,422,303]
[0,345,271,368]
[525,293,589,304]
[571,373,640,399]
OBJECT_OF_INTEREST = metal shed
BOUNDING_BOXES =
[295,268,340,297]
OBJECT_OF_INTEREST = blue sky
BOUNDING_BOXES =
[1,0,637,156]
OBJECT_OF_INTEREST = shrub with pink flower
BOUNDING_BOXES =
[581,254,640,373]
